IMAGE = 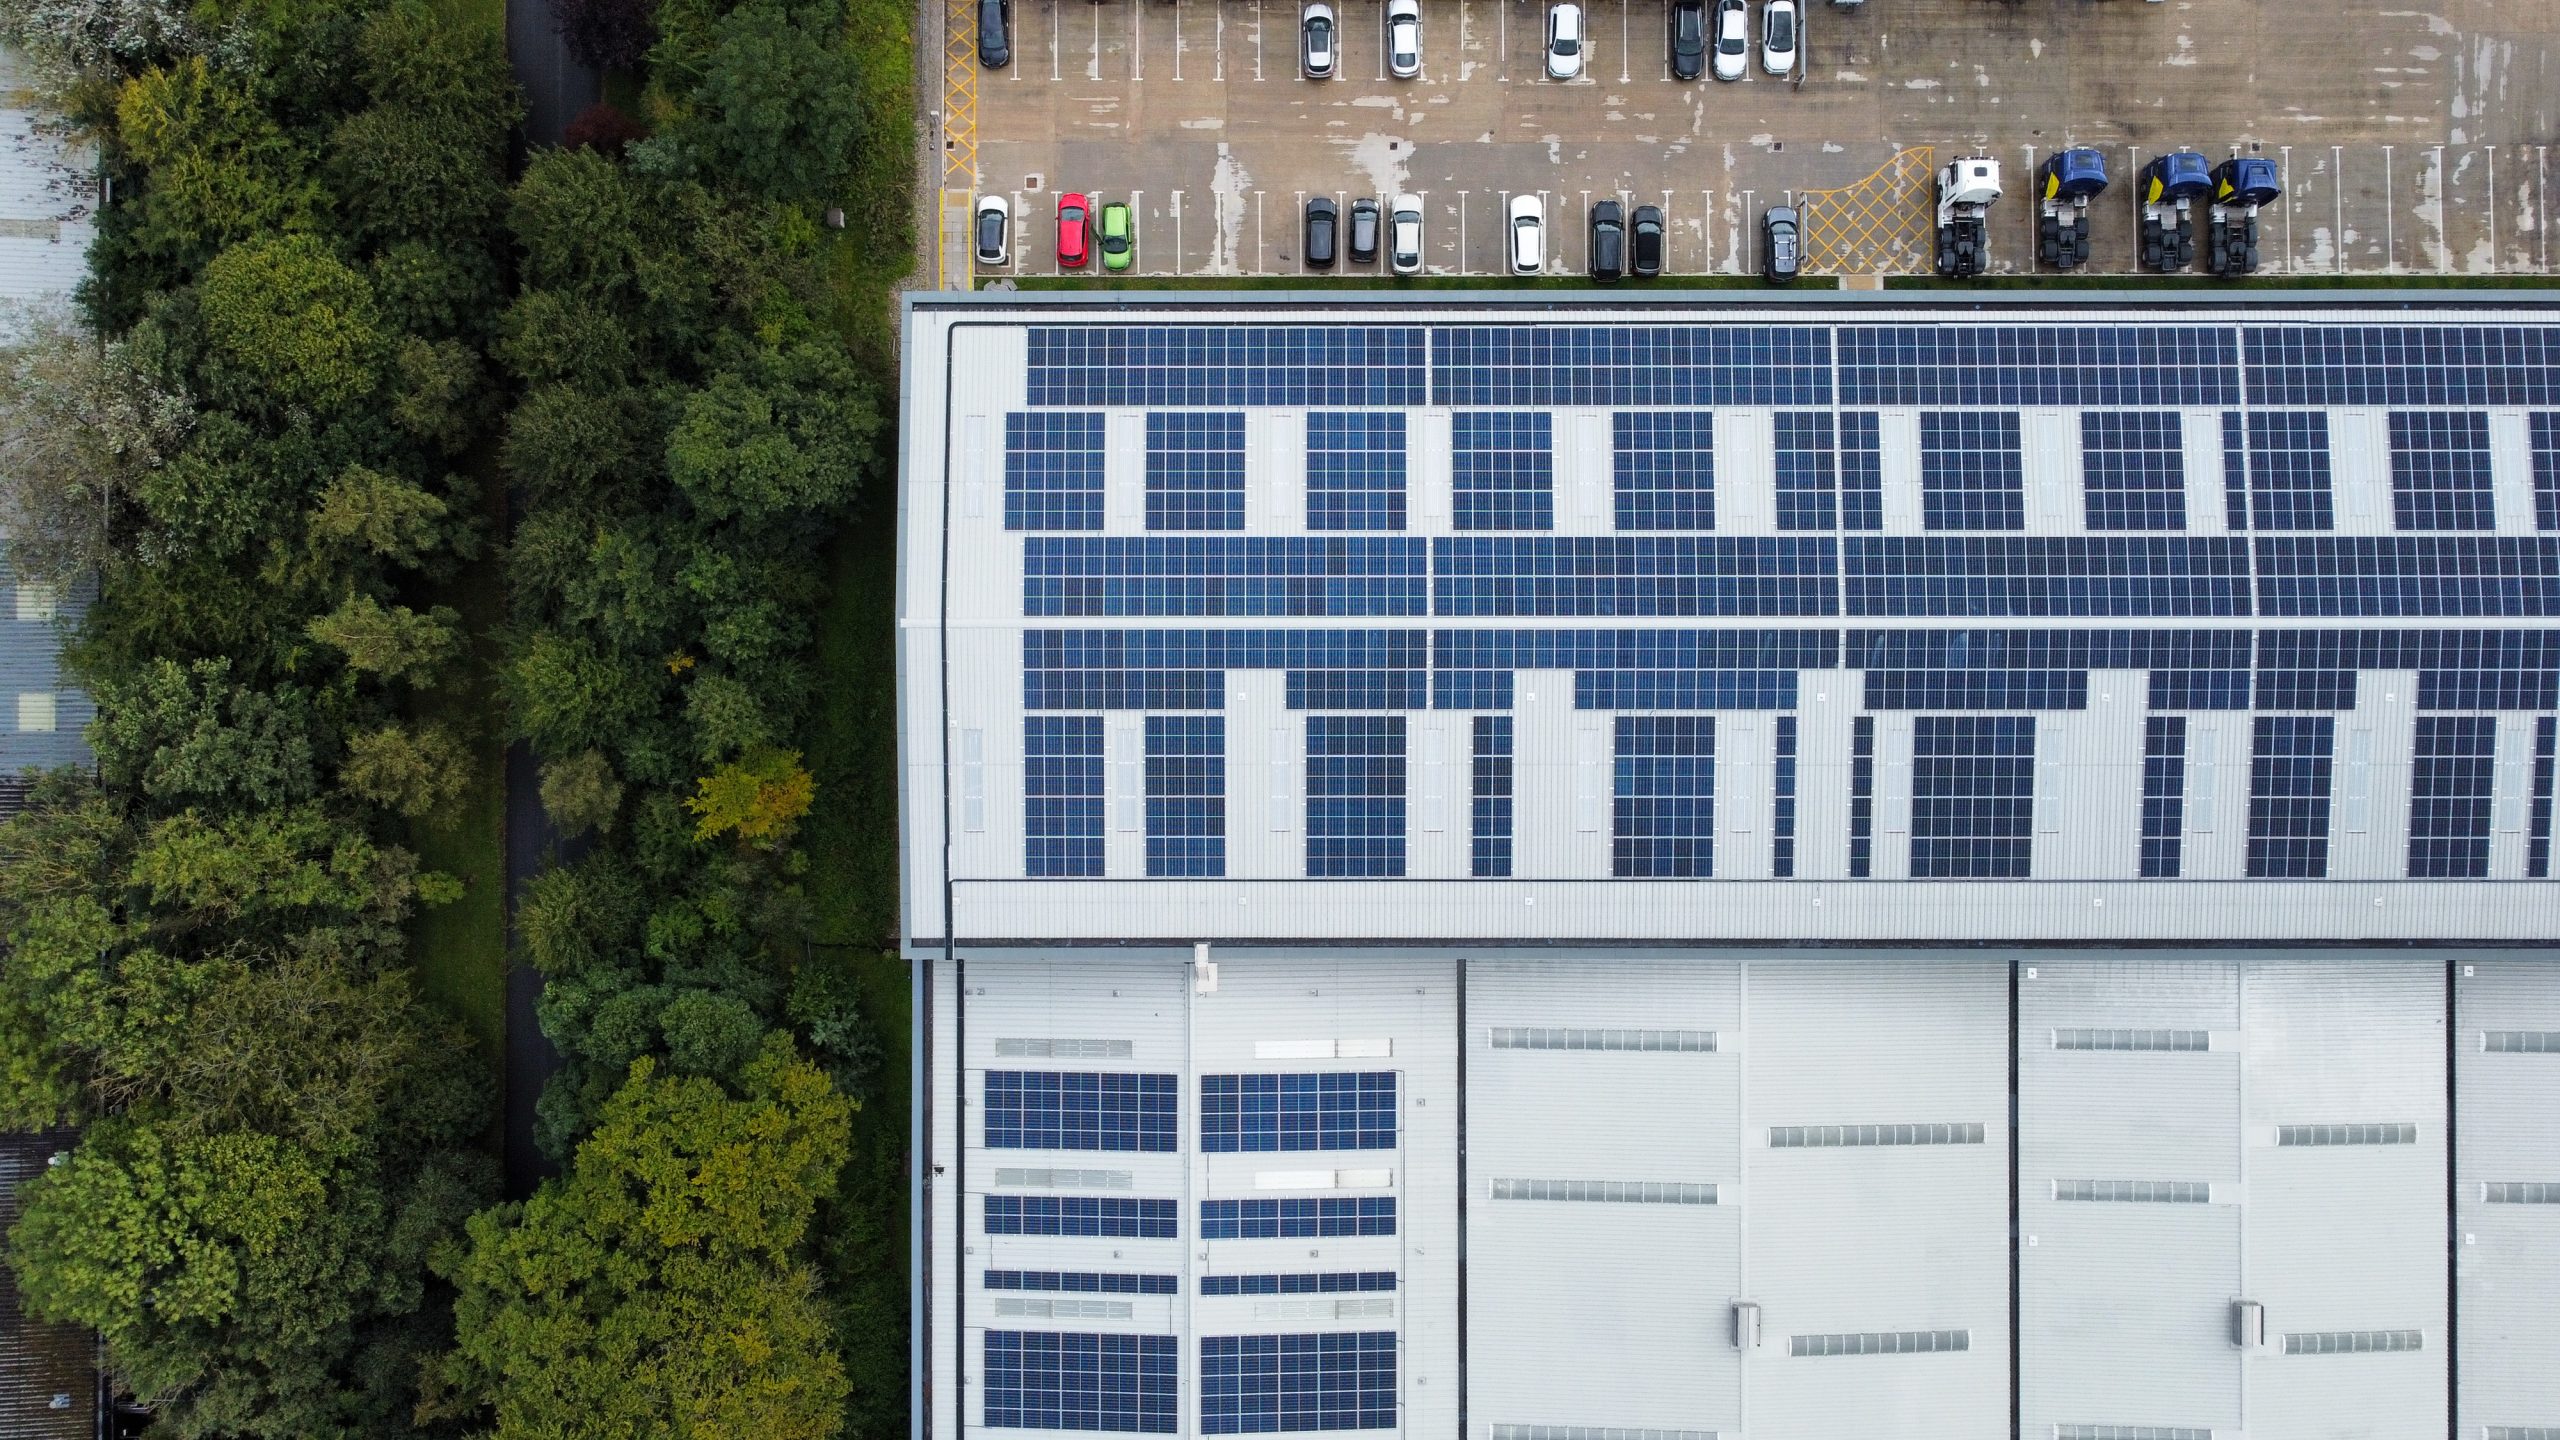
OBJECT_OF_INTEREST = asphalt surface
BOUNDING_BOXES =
[496,0,599,1201]
[507,0,602,148]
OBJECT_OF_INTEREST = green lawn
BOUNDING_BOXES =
[803,502,902,949]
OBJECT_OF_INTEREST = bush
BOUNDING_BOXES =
[564,99,649,155]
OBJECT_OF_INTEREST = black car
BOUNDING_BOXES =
[1348,198,1381,264]
[1668,0,1705,80]
[1630,203,1665,277]
[1305,197,1339,267]
[1762,204,1801,284]
[1588,199,1625,283]
[978,0,1011,67]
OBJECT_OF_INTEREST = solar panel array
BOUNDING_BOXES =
[952,313,2560,920]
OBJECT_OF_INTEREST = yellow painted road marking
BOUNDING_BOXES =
[940,0,979,290]
[1800,148,1935,277]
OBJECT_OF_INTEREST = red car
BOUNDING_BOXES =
[1056,193,1092,268]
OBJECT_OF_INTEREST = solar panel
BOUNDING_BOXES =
[959,313,2560,895]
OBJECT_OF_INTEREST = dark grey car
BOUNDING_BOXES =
[1305,197,1339,267]
[977,0,1010,67]
[1668,0,1705,80]
[1762,204,1802,284]
[1588,199,1625,283]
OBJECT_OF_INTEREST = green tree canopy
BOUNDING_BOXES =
[424,1039,853,1439]
[197,234,384,412]
[666,339,876,524]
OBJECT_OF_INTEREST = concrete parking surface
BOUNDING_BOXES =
[939,0,2560,280]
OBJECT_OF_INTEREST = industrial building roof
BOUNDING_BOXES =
[897,293,2560,947]
[0,46,95,341]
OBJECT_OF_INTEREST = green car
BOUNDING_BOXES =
[1099,201,1134,272]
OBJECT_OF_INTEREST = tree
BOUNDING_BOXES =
[197,235,383,412]
[308,463,450,568]
[387,336,487,456]
[422,1039,852,1439]
[0,309,195,583]
[324,4,518,253]
[85,657,320,812]
[305,592,459,684]
[505,630,662,759]
[341,721,471,820]
[112,57,321,265]
[0,0,200,82]
[508,148,649,298]
[667,0,862,205]
[538,748,624,835]
[502,382,660,503]
[665,339,877,524]
[684,746,814,846]
[553,0,655,71]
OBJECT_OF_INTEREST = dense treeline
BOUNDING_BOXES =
[0,0,902,1427]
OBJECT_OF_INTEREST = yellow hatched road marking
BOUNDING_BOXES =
[939,0,979,290]
[1800,147,1935,277]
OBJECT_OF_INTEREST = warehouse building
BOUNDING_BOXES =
[898,293,2560,1440]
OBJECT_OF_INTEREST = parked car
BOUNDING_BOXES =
[1100,201,1133,271]
[1348,198,1382,263]
[1508,193,1546,273]
[1588,199,1625,283]
[1545,2,1583,79]
[1389,195,1425,274]
[1761,0,1797,76]
[1056,192,1091,268]
[977,0,1010,67]
[1386,0,1421,77]
[1630,203,1665,277]
[1305,196,1339,267]
[1711,0,1748,80]
[1762,203,1801,284]
[974,194,1010,266]
[1668,0,1706,79]
[1301,2,1336,77]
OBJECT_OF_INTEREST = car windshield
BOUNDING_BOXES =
[1062,206,1083,224]
[1554,35,1579,54]
[1768,11,1793,46]
[1308,17,1330,37]
[979,215,1002,247]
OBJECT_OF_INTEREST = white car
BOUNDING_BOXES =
[1508,193,1546,274]
[1386,0,1421,78]
[1389,196,1424,275]
[1544,3,1583,80]
[1760,0,1796,76]
[1301,1,1336,77]
[1711,0,1747,80]
[974,193,1010,267]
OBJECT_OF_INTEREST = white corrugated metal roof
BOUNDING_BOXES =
[0,46,98,341]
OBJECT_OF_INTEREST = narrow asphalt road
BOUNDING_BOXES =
[498,0,599,1200]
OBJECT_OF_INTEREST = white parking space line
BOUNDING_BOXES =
[2332,145,2345,273]
[1256,190,1267,270]
[2541,147,2551,274]
[1049,0,1061,79]
[1617,0,1630,84]
[2381,144,2395,272]
[2278,146,2293,273]
[1130,0,1143,82]
[1169,189,1183,275]
[1456,190,1469,275]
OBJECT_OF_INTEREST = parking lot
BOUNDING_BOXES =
[938,0,2560,281]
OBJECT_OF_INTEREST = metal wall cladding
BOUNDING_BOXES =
[2246,960,2448,1440]
[0,547,96,785]
[2458,959,2560,1435]
[2021,958,2246,1437]
[1466,958,1746,1435]
[1741,959,2012,1439]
